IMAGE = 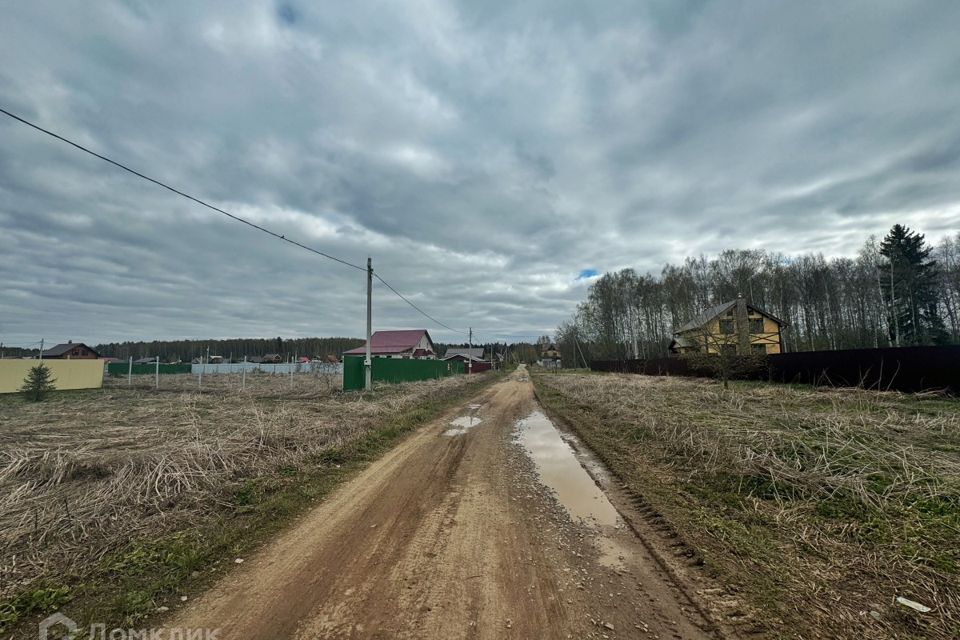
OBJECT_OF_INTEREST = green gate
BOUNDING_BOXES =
[342,357,464,390]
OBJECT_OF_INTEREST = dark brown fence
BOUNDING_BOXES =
[590,346,960,393]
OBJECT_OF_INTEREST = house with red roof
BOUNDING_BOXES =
[342,330,437,360]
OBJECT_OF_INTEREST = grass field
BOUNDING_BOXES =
[0,372,496,634]
[533,371,960,639]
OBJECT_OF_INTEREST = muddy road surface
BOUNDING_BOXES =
[173,367,731,639]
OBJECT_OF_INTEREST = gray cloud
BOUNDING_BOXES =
[2,0,959,346]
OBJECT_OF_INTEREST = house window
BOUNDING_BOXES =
[749,318,765,333]
[719,319,734,334]
[751,344,767,354]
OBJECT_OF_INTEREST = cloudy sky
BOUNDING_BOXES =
[2,1,959,347]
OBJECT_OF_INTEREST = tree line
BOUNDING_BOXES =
[556,226,960,363]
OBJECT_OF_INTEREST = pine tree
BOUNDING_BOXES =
[879,224,947,346]
[20,363,57,402]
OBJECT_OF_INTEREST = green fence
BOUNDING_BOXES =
[342,356,464,390]
[106,362,192,376]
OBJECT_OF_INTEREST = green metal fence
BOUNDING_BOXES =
[106,362,192,376]
[342,356,464,390]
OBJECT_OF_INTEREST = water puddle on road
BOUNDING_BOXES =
[514,410,628,567]
[443,404,484,436]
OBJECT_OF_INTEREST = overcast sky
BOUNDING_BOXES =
[2,1,959,347]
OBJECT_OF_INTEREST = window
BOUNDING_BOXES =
[719,319,734,334]
[720,345,736,356]
[751,344,767,354]
[749,318,765,333]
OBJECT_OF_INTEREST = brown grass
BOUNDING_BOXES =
[0,373,477,602]
[534,372,960,639]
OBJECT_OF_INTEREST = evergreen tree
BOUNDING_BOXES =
[20,363,57,401]
[879,224,946,345]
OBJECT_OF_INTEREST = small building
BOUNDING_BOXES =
[670,298,787,355]
[134,357,157,365]
[343,330,436,359]
[261,353,283,364]
[443,347,485,361]
[441,348,491,373]
[208,355,224,364]
[41,341,100,359]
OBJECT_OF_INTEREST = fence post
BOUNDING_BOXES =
[242,355,247,391]
[128,356,132,386]
[155,356,159,389]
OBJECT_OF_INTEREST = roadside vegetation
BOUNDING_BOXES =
[533,371,960,639]
[0,372,498,635]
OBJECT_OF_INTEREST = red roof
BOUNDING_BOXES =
[343,330,432,355]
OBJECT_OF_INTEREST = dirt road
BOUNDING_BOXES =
[173,368,727,639]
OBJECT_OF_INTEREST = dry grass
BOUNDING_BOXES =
[534,372,960,639]
[0,373,477,602]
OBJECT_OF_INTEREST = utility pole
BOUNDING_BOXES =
[155,356,160,389]
[242,355,247,391]
[38,338,44,363]
[128,356,132,386]
[365,257,373,391]
[468,327,473,375]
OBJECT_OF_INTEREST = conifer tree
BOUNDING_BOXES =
[879,224,947,345]
[20,363,57,401]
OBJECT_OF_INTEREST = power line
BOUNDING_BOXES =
[0,106,366,272]
[373,273,468,335]
[2,105,473,335]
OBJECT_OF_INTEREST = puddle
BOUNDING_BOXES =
[514,410,626,567]
[514,411,619,526]
[443,405,483,436]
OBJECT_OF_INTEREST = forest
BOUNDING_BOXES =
[555,226,960,363]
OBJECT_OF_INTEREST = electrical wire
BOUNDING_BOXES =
[0,106,366,272]
[2,105,481,336]
[374,273,468,335]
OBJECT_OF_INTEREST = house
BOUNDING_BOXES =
[134,357,157,365]
[343,330,436,359]
[261,353,283,364]
[441,347,491,373]
[41,341,100,359]
[443,347,485,361]
[538,343,562,369]
[670,298,787,355]
[208,355,224,364]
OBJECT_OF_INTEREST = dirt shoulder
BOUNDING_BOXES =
[170,368,724,639]
[533,371,960,639]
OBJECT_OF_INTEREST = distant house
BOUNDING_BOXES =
[134,357,156,365]
[539,343,561,369]
[443,347,485,361]
[261,353,283,364]
[208,355,224,364]
[41,341,100,359]
[442,348,490,373]
[670,298,787,355]
[343,330,436,359]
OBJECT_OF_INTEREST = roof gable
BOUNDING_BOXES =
[675,301,787,334]
[444,347,484,359]
[42,342,100,357]
[343,329,433,355]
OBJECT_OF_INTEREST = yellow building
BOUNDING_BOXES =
[670,299,786,355]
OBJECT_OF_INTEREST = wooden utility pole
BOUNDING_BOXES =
[468,327,473,375]
[365,257,373,391]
